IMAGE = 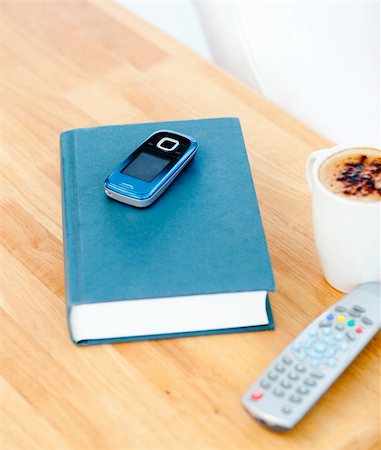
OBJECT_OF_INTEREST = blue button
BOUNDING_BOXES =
[292,342,301,352]
[295,351,306,361]
[314,343,326,353]
[326,313,334,320]
[325,348,336,358]
[304,339,315,349]
[307,350,323,359]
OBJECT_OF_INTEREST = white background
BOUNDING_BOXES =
[120,1,380,146]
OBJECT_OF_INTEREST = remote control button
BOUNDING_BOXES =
[319,320,332,328]
[337,315,346,323]
[320,336,335,345]
[295,364,306,373]
[288,371,299,381]
[303,338,315,349]
[346,330,356,341]
[335,323,345,331]
[281,405,292,414]
[326,313,334,320]
[268,371,278,381]
[311,370,324,378]
[304,378,317,387]
[282,356,293,365]
[290,394,302,403]
[326,359,337,368]
[322,327,332,336]
[349,309,361,318]
[251,391,264,400]
[362,316,373,326]
[324,347,336,359]
[275,363,286,373]
[292,342,302,352]
[353,305,365,313]
[339,342,348,351]
[281,380,292,389]
[260,379,271,389]
[325,337,336,345]
[347,320,355,327]
[355,327,363,334]
[273,388,285,397]
[307,349,323,359]
[334,305,347,313]
[314,343,326,353]
[295,351,306,361]
[297,386,310,395]
[335,333,344,341]
[308,329,318,338]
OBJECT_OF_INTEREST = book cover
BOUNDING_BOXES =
[60,118,275,345]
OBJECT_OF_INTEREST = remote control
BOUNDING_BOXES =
[242,283,380,431]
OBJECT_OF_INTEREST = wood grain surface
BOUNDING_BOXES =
[0,2,379,449]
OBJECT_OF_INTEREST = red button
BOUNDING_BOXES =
[356,327,363,334]
[251,391,264,400]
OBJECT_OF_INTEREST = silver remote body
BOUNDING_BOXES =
[242,283,381,431]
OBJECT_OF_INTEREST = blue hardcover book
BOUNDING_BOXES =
[60,118,275,345]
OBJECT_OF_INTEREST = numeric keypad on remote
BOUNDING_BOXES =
[242,283,380,431]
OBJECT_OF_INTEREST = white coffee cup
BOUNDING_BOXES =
[306,144,381,293]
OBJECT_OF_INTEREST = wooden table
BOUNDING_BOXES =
[1,2,379,449]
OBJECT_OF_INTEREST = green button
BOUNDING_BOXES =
[348,320,355,327]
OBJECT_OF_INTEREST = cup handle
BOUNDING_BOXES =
[306,148,337,190]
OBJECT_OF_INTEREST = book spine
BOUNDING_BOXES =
[60,131,81,340]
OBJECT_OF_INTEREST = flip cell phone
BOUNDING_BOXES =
[104,130,197,207]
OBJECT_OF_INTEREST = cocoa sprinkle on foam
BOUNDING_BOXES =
[336,155,381,197]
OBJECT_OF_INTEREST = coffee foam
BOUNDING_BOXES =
[319,148,381,202]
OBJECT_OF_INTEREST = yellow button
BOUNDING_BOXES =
[337,315,346,322]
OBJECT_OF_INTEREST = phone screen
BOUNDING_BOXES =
[121,151,171,183]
